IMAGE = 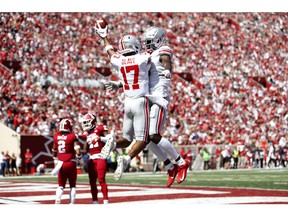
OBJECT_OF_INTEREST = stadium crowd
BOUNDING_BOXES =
[0,12,287,153]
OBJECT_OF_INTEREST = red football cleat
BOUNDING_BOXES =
[177,159,190,184]
[167,164,178,187]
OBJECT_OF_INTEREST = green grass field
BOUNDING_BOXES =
[3,169,288,190]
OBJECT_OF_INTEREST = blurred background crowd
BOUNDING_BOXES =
[0,12,287,151]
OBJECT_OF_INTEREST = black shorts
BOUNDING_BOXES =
[223,157,230,163]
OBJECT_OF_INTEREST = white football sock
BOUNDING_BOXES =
[124,155,131,169]
[56,186,64,203]
[147,142,174,170]
[147,141,168,162]
[70,187,76,204]
[158,138,185,166]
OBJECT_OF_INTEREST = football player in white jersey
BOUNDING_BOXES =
[94,21,164,181]
[143,26,190,187]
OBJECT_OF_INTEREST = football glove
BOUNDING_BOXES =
[53,157,59,165]
[147,95,169,110]
[94,23,108,38]
[104,81,120,91]
[154,97,169,110]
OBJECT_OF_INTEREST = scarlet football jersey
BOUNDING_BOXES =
[82,125,108,155]
[53,133,78,162]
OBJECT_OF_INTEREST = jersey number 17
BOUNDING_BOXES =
[120,64,140,90]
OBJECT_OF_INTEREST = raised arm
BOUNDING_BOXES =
[94,18,115,58]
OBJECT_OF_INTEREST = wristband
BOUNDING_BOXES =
[105,45,113,53]
[74,145,80,150]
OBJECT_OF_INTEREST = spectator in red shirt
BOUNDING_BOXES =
[24,148,33,174]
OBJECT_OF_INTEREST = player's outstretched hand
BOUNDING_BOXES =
[154,97,169,110]
[104,81,120,91]
[94,23,108,38]
[146,95,168,110]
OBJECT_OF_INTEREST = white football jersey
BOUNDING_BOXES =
[149,45,173,98]
[111,52,152,99]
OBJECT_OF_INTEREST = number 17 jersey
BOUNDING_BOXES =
[111,52,153,99]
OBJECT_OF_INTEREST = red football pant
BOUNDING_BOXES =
[88,159,108,201]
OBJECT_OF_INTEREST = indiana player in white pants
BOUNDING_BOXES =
[94,21,166,181]
[143,26,190,187]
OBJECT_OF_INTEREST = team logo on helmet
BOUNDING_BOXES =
[59,118,73,133]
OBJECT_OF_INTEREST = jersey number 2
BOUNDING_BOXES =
[58,140,66,153]
[120,64,140,90]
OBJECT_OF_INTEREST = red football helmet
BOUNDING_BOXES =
[58,118,73,133]
[81,113,97,131]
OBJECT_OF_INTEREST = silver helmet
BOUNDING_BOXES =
[143,26,166,51]
[118,35,141,55]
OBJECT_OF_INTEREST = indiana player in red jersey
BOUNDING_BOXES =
[81,113,110,204]
[51,118,82,204]
[143,26,190,187]
[94,19,169,182]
